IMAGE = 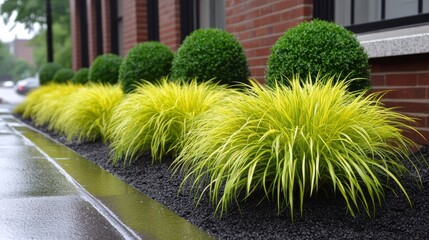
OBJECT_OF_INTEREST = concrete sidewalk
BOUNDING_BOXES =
[0,105,212,240]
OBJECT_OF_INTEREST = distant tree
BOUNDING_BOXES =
[0,41,14,80]
[0,0,71,69]
[0,42,34,81]
[12,60,35,80]
[0,0,69,30]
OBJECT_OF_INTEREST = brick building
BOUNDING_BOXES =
[69,0,429,144]
[10,39,34,66]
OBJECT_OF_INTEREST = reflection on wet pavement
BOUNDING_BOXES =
[0,108,213,239]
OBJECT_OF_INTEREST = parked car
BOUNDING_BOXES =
[15,77,40,95]
[2,81,15,88]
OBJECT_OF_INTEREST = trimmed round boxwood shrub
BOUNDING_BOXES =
[53,68,75,84]
[39,63,62,85]
[266,20,370,92]
[119,42,174,93]
[171,28,250,85]
[72,68,90,84]
[89,53,122,84]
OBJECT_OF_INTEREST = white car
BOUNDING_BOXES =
[2,81,15,88]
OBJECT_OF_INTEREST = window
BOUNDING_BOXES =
[180,0,225,42]
[314,0,429,33]
[198,0,225,29]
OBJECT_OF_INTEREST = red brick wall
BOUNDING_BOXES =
[370,53,429,145]
[87,0,98,62]
[101,0,112,53]
[122,0,148,55]
[225,0,313,83]
[12,40,34,66]
[70,0,81,70]
[158,0,180,51]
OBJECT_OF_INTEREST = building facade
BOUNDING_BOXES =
[70,0,429,144]
[10,39,34,66]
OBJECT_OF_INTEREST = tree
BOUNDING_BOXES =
[0,41,14,80]
[0,0,71,68]
[12,60,35,79]
[0,0,69,31]
[0,42,35,81]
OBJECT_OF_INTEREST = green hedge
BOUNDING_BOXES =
[266,20,370,91]
[171,28,250,85]
[119,42,174,93]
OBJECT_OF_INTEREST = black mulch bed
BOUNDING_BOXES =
[19,117,429,239]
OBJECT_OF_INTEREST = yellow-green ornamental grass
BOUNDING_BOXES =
[14,75,423,219]
[56,84,123,142]
[23,84,81,130]
[108,79,235,164]
[15,83,64,118]
[173,76,420,218]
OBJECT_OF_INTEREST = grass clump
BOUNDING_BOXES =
[14,84,61,117]
[29,84,81,130]
[89,53,122,84]
[39,63,62,85]
[108,78,234,164]
[72,68,90,84]
[119,42,174,93]
[53,68,75,84]
[56,84,124,142]
[174,76,420,218]
[171,28,250,85]
[266,20,370,91]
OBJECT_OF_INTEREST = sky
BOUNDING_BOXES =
[0,1,40,43]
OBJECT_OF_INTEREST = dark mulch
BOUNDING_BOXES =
[19,117,429,239]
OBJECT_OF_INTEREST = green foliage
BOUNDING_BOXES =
[108,78,233,164]
[266,20,370,91]
[29,24,72,70]
[0,0,70,31]
[0,43,34,81]
[12,60,35,80]
[72,68,90,84]
[119,42,174,93]
[2,0,71,70]
[89,54,122,84]
[171,28,250,85]
[173,76,419,218]
[56,84,124,142]
[39,62,62,85]
[53,68,74,84]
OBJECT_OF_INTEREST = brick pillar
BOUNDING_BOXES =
[70,0,82,70]
[101,0,112,53]
[87,0,98,62]
[159,0,181,51]
[225,0,313,82]
[122,0,148,55]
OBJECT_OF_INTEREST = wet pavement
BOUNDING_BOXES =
[0,105,212,240]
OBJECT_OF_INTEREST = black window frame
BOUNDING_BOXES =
[314,0,429,34]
